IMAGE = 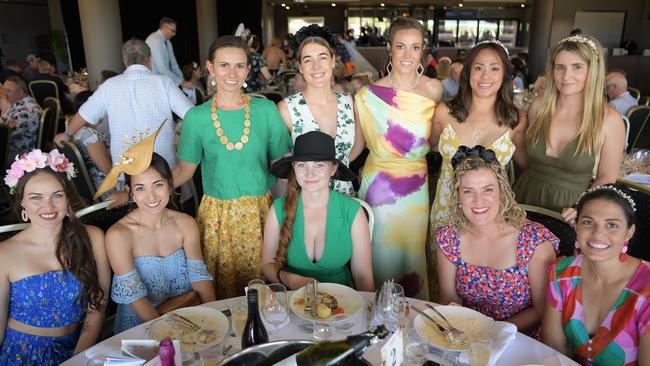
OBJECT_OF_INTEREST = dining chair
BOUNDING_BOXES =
[259,91,284,104]
[28,80,59,107]
[0,223,29,242]
[75,200,114,219]
[247,92,268,100]
[60,140,96,204]
[351,197,374,242]
[36,107,51,151]
[622,115,630,152]
[625,105,650,153]
[617,178,650,261]
[519,204,575,257]
[0,125,10,169]
[628,87,641,102]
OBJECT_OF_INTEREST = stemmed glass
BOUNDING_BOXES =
[261,283,289,333]
[377,281,406,333]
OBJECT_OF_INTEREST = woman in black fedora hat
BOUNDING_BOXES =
[261,131,374,291]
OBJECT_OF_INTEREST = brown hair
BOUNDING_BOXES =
[447,43,519,129]
[13,169,104,310]
[207,35,252,66]
[447,156,525,231]
[125,153,177,210]
[275,171,300,268]
[296,37,335,62]
[387,16,426,45]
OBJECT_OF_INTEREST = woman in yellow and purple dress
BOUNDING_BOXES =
[355,17,442,299]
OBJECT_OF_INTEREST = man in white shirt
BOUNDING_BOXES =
[54,38,193,206]
[145,17,183,85]
[442,62,463,99]
[606,71,638,116]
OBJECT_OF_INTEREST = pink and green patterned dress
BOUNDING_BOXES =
[355,85,435,299]
[547,255,650,365]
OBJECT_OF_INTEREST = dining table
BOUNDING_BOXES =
[63,291,579,366]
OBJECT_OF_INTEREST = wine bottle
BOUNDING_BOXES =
[273,326,389,366]
[241,288,269,349]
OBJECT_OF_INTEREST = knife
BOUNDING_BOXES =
[310,279,318,319]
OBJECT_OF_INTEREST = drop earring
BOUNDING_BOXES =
[620,242,629,262]
[573,240,580,256]
[243,81,248,89]
[21,209,28,222]
[385,58,393,76]
[210,77,216,87]
[416,62,424,77]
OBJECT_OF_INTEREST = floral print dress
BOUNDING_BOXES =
[285,92,355,196]
[547,256,650,365]
[0,95,42,160]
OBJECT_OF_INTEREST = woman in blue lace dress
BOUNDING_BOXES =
[0,149,111,365]
[105,153,215,333]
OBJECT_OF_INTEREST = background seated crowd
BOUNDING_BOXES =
[0,16,648,366]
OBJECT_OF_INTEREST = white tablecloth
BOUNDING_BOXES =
[63,292,578,366]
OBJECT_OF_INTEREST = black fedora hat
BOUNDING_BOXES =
[271,131,356,181]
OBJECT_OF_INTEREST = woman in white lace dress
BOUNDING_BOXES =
[277,25,364,196]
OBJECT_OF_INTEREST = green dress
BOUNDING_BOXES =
[513,132,595,212]
[273,190,360,288]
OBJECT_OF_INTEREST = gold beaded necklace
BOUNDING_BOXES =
[211,94,251,151]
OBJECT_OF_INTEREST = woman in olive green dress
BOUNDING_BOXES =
[513,35,625,224]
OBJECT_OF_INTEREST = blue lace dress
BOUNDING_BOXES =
[0,271,85,365]
[111,249,213,333]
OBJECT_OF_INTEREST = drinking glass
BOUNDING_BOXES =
[312,320,333,342]
[247,278,267,310]
[470,338,492,366]
[377,281,406,332]
[228,299,248,338]
[261,283,289,333]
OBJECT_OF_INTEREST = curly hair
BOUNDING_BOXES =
[447,156,525,231]
[290,24,339,54]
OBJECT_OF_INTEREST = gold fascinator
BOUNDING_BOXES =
[94,119,167,199]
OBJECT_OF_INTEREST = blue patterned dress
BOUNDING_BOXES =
[0,271,84,365]
[111,249,213,333]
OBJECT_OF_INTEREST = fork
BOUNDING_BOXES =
[167,312,200,331]
[410,306,466,347]
[425,303,465,340]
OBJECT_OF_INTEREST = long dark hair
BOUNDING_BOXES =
[13,169,104,310]
[125,153,177,210]
[576,186,636,228]
[448,42,519,129]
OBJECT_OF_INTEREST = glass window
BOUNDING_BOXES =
[458,20,478,48]
[478,20,498,42]
[288,17,324,35]
[437,19,457,47]
[498,20,518,48]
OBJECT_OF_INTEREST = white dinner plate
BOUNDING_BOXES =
[289,282,364,322]
[414,305,497,351]
[147,306,228,351]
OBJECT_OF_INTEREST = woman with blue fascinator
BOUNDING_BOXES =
[436,145,557,336]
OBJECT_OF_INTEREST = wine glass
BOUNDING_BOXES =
[377,281,406,333]
[261,283,289,333]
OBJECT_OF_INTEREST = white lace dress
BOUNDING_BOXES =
[285,92,356,195]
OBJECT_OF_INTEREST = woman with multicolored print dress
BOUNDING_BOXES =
[542,185,649,365]
[355,17,443,299]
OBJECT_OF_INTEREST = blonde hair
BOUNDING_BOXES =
[447,157,525,231]
[527,34,607,156]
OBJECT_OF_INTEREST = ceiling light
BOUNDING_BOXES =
[281,3,285,6]
[521,3,525,7]
[380,3,385,6]
[332,3,336,6]
[458,3,463,7]
[286,5,290,9]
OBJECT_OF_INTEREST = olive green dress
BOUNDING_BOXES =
[513,134,595,212]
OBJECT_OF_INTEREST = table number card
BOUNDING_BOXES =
[381,328,403,366]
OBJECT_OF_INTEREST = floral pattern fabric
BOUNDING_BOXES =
[547,256,650,365]
[0,271,84,365]
[355,85,435,299]
[0,95,42,160]
[111,249,212,333]
[245,52,267,93]
[436,220,559,324]
[73,126,112,199]
[285,92,355,196]
[197,193,272,299]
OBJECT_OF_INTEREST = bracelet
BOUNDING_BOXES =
[276,267,287,287]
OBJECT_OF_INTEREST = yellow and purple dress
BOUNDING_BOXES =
[355,85,435,299]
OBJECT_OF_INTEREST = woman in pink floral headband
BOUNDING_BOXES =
[0,149,111,365]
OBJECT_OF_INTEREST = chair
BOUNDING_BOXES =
[0,223,28,242]
[617,178,650,261]
[28,80,59,107]
[42,97,61,148]
[36,107,50,151]
[247,92,268,100]
[258,91,284,104]
[60,140,96,204]
[78,204,130,232]
[628,87,641,102]
[625,105,650,153]
[622,115,630,152]
[640,95,650,106]
[280,71,298,95]
[351,197,374,241]
[519,204,576,257]
[0,125,10,169]
[75,200,114,219]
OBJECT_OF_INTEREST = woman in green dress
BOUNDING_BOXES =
[261,131,374,291]
[513,35,625,224]
[173,36,291,299]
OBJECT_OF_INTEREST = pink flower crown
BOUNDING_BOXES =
[4,149,76,193]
